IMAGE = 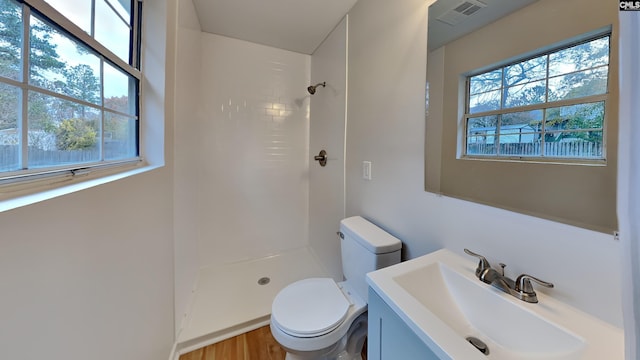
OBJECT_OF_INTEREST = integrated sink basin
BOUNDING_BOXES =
[395,262,583,359]
[366,249,623,359]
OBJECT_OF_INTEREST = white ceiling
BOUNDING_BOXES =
[191,0,359,55]
[428,0,539,51]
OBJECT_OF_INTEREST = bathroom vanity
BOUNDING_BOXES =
[365,249,624,360]
[368,289,440,359]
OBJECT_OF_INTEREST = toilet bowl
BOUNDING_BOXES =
[270,216,402,360]
[271,278,367,359]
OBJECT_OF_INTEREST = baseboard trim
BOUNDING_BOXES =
[170,316,271,357]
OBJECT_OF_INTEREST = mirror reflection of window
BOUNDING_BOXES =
[464,34,610,161]
[425,0,618,233]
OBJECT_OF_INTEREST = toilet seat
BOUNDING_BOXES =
[271,278,351,337]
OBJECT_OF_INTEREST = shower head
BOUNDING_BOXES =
[307,82,326,95]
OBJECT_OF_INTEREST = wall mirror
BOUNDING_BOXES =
[424,0,619,234]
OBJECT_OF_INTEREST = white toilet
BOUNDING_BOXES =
[270,216,402,360]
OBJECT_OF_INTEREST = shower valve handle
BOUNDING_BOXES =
[314,150,327,167]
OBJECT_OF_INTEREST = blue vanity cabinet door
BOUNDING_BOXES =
[368,288,440,360]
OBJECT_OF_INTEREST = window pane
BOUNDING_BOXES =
[0,0,22,81]
[43,0,91,35]
[95,0,130,62]
[469,69,502,95]
[0,82,20,171]
[104,111,136,160]
[503,79,546,108]
[467,115,497,135]
[30,15,101,105]
[62,63,102,104]
[504,55,547,87]
[549,37,609,77]
[106,0,132,25]
[0,0,141,178]
[502,109,543,128]
[545,102,604,132]
[544,131,603,158]
[29,15,66,87]
[104,62,134,115]
[467,116,498,155]
[463,34,609,161]
[28,91,100,168]
[469,90,500,114]
[548,67,608,102]
[467,135,496,156]
[502,110,543,140]
[499,110,542,156]
[500,141,540,157]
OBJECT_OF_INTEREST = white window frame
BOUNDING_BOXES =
[0,0,143,187]
[462,31,611,164]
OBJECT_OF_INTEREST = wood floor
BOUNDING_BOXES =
[179,326,286,360]
[180,325,367,360]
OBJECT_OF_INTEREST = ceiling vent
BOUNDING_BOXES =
[436,0,487,26]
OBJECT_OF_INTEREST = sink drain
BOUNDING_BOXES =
[466,336,489,355]
[257,277,270,285]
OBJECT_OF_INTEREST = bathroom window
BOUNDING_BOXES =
[463,33,610,162]
[0,0,141,181]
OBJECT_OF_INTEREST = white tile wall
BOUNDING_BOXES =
[197,34,312,266]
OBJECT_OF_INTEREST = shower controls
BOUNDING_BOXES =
[314,150,328,167]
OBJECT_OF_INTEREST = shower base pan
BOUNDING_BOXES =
[175,247,328,354]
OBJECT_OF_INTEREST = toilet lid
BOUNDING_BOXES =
[272,278,350,336]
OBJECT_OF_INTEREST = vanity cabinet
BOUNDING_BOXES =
[367,288,440,360]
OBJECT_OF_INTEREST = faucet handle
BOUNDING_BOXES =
[515,274,554,295]
[464,249,491,278]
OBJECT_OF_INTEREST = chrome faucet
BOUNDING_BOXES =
[464,249,554,303]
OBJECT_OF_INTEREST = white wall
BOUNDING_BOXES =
[346,0,622,327]
[174,0,202,336]
[308,17,348,281]
[0,171,174,360]
[618,12,640,359]
[0,2,176,359]
[196,34,311,266]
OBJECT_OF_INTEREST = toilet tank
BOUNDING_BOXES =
[339,216,402,301]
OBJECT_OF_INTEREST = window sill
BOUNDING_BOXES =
[0,161,162,213]
[460,155,607,167]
